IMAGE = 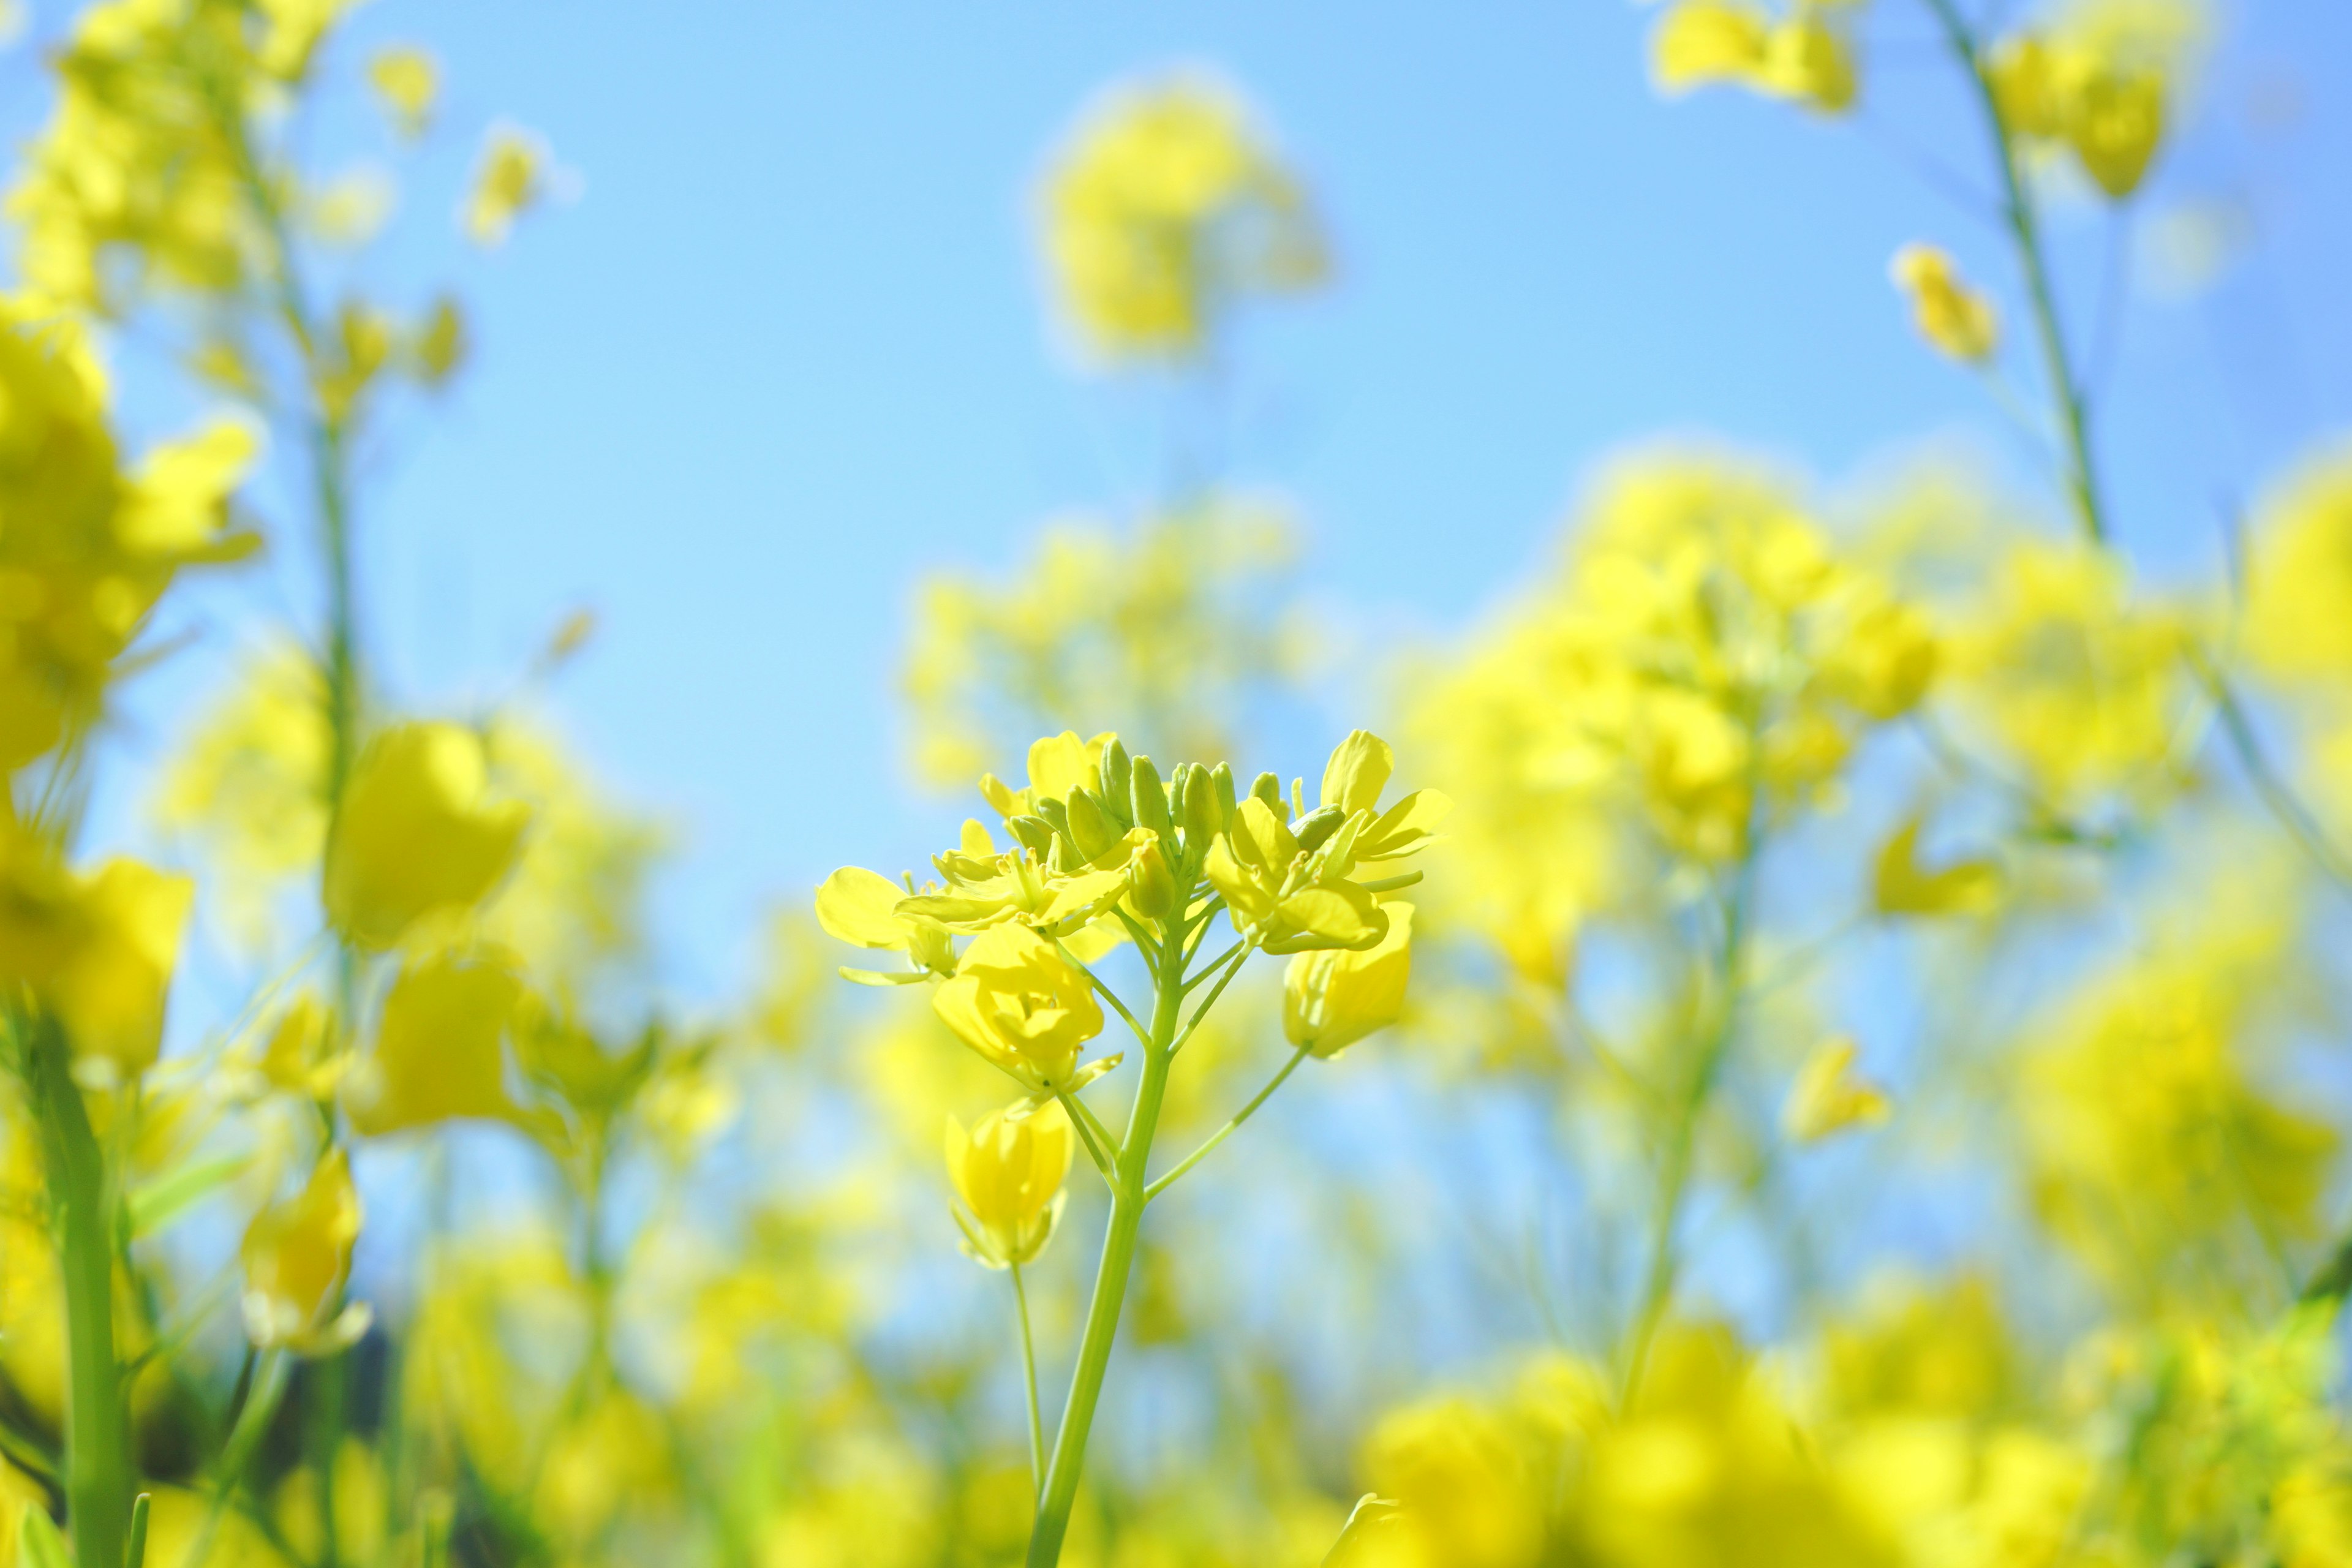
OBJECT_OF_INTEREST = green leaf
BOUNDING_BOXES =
[17,1500,69,1568]
[128,1152,254,1238]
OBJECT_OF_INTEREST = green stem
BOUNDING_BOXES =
[29,1018,132,1568]
[1025,925,1183,1567]
[1143,1046,1310,1202]
[1009,1262,1044,1507]
[2191,652,2352,893]
[1925,0,2109,546]
[1619,842,1760,1407]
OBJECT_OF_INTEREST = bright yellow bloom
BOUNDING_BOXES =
[931,923,1106,1096]
[1890,243,2000,363]
[2245,442,2352,682]
[325,722,530,949]
[43,856,194,1079]
[367,45,440,139]
[1782,1036,1892,1143]
[1653,1,1859,115]
[344,948,523,1134]
[1985,4,2204,201]
[239,1148,370,1355]
[1284,903,1414,1060]
[464,124,554,248]
[944,1099,1072,1268]
[1042,73,1326,360]
[1872,816,2000,916]
[815,866,956,986]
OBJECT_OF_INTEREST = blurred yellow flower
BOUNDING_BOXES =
[1283,902,1414,1060]
[326,722,530,949]
[2245,442,2352,682]
[43,857,194,1079]
[239,1147,370,1355]
[932,922,1106,1096]
[1782,1035,1891,1143]
[344,947,523,1134]
[368,45,441,139]
[1653,0,1859,115]
[1043,73,1325,360]
[464,124,555,247]
[944,1098,1072,1268]
[1873,816,2001,917]
[1891,243,2000,363]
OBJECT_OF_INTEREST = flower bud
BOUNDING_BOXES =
[1006,815,1057,859]
[1293,804,1346,853]
[1035,795,1071,839]
[1128,840,1176,919]
[1065,786,1119,862]
[1129,755,1172,840]
[946,1100,1073,1269]
[1181,764,1220,850]
[1209,763,1237,826]
[1250,771,1284,813]
[1099,738,1133,821]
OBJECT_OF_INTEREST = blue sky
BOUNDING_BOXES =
[37,0,2352,1004]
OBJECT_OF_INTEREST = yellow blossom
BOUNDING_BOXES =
[944,1099,1073,1268]
[43,857,194,1079]
[1653,1,1860,115]
[1782,1035,1893,1143]
[2245,443,2352,682]
[325,722,530,949]
[931,923,1106,1096]
[368,45,440,139]
[464,124,554,248]
[344,948,523,1134]
[239,1148,370,1355]
[1284,903,1414,1060]
[1873,817,2001,916]
[1891,243,2000,363]
[1042,73,1325,359]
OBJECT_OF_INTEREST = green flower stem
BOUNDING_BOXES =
[1054,1091,1117,1191]
[1025,919,1185,1568]
[1619,837,1761,1408]
[1010,1262,1045,1507]
[208,72,366,1568]
[29,1018,132,1568]
[2190,650,2352,894]
[1143,1044,1310,1202]
[1924,0,2109,546]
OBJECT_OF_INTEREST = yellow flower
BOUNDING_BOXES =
[2244,442,2352,682]
[326,722,530,949]
[2066,65,2165,199]
[944,1099,1073,1268]
[1284,903,1414,1060]
[367,45,440,139]
[43,857,194,1079]
[1872,817,2000,916]
[932,923,1106,1096]
[464,124,554,248]
[815,866,956,985]
[344,948,523,1135]
[1042,73,1326,359]
[1890,244,1999,363]
[1782,1036,1892,1144]
[1653,1,1859,115]
[239,1148,370,1356]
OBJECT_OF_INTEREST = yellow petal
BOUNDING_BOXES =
[815,866,912,950]
[1320,729,1395,818]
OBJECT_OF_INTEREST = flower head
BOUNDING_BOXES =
[240,1148,371,1356]
[1284,902,1415,1059]
[326,722,530,950]
[944,1099,1073,1268]
[932,923,1106,1096]
[1891,244,1999,363]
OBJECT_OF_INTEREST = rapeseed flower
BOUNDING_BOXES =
[343,947,524,1134]
[239,1148,370,1355]
[944,1099,1072,1268]
[325,722,530,949]
[930,924,1104,1096]
[1283,903,1414,1059]
[1042,74,1325,359]
[1891,244,2000,363]
[1782,1035,1891,1143]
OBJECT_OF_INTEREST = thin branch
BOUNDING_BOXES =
[1009,1262,1046,1507]
[1144,1046,1311,1202]
[1183,940,1246,992]
[1055,1091,1117,1189]
[1168,944,1253,1057]
[1055,941,1151,1049]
